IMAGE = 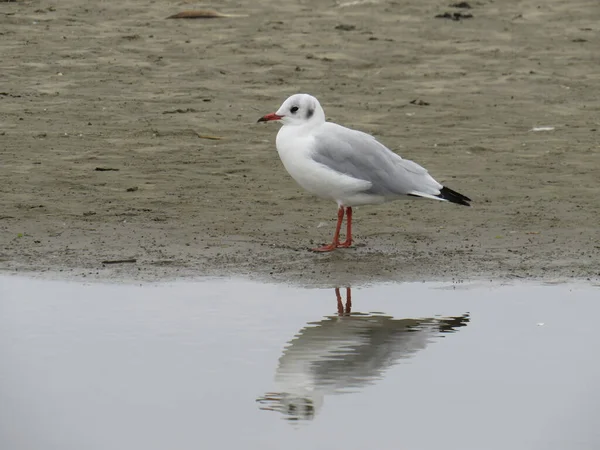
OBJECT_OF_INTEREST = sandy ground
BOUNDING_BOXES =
[1,0,599,287]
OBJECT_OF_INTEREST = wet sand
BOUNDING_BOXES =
[1,0,599,286]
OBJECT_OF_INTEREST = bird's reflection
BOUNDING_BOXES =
[257,287,469,421]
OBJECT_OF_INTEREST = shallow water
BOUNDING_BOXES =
[1,277,599,450]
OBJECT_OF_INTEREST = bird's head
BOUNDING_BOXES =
[257,93,325,126]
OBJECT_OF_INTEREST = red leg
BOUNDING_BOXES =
[312,206,345,252]
[338,207,353,248]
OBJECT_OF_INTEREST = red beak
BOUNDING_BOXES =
[257,112,283,123]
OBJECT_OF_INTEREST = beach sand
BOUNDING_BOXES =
[1,0,599,286]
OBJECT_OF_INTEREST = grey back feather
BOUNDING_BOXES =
[311,123,441,197]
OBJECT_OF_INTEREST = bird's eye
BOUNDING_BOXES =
[290,106,299,114]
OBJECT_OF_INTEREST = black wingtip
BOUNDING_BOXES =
[437,186,472,206]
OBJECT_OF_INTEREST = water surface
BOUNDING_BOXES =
[1,277,598,450]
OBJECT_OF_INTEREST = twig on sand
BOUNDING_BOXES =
[101,259,137,265]
[195,132,223,140]
[167,10,248,19]
[336,0,380,7]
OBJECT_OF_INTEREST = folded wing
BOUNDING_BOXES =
[310,123,444,199]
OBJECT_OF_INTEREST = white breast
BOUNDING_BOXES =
[276,125,372,205]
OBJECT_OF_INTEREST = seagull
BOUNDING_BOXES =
[258,93,472,252]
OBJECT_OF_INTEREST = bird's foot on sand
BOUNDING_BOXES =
[336,241,352,248]
[311,243,338,252]
[310,241,352,252]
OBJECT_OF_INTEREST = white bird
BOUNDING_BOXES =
[256,288,470,421]
[258,93,472,252]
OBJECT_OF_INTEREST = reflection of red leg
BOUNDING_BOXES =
[345,287,352,314]
[335,287,352,315]
[335,287,343,315]
[338,207,353,248]
[312,206,344,252]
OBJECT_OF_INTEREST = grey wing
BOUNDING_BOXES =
[311,123,443,197]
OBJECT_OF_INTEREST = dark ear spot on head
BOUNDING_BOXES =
[306,108,314,119]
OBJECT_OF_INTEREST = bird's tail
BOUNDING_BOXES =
[436,186,471,206]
